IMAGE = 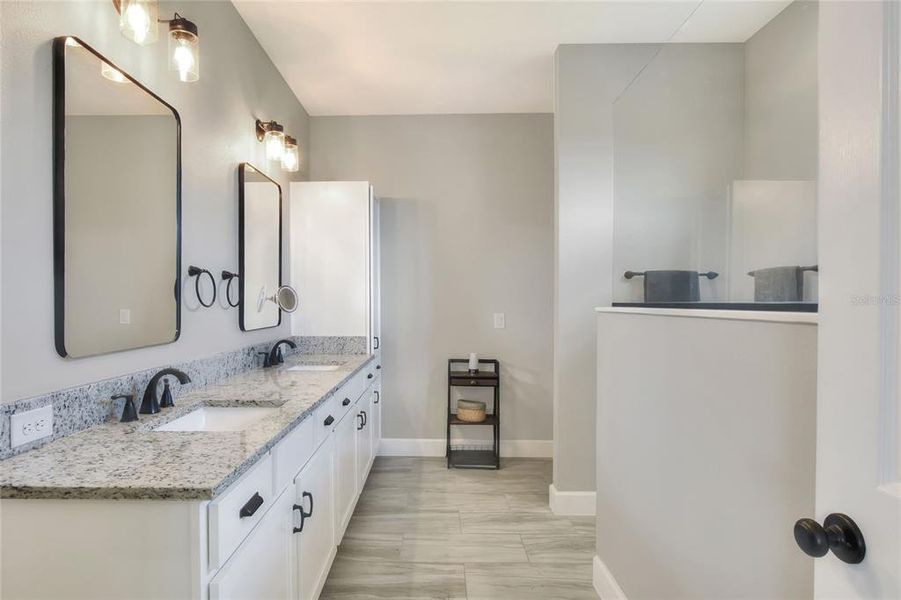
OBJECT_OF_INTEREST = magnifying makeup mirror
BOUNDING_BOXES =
[257,284,299,313]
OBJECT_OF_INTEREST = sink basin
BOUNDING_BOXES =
[287,365,340,372]
[155,407,277,432]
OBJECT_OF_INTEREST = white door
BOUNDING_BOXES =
[812,2,900,596]
[295,436,336,600]
[356,392,374,487]
[334,403,358,540]
[209,488,295,600]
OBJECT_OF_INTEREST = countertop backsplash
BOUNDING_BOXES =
[0,336,367,459]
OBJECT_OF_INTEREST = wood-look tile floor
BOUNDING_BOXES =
[321,457,597,600]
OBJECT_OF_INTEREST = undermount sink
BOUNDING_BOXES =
[287,364,340,372]
[154,406,277,432]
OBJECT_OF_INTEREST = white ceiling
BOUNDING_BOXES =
[233,1,791,116]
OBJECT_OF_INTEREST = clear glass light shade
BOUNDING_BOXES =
[265,129,286,162]
[281,137,300,172]
[169,28,199,83]
[118,0,159,46]
[100,62,127,83]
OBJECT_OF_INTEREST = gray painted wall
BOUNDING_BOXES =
[744,0,818,180]
[1,1,309,402]
[596,312,816,599]
[553,44,659,492]
[310,114,554,446]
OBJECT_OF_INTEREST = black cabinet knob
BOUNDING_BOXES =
[323,415,335,427]
[342,398,351,406]
[794,513,865,564]
[376,365,381,370]
[367,373,374,379]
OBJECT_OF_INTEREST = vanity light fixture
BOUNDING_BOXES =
[165,13,199,83]
[256,120,286,162]
[113,0,159,46]
[112,1,199,83]
[281,136,300,173]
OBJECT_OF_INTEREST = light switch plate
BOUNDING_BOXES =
[119,308,131,325]
[10,405,53,448]
[493,313,506,329]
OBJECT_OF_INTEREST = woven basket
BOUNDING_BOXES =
[457,400,486,423]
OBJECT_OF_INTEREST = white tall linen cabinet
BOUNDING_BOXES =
[290,181,381,355]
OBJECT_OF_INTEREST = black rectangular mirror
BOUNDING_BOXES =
[53,37,181,358]
[239,163,283,331]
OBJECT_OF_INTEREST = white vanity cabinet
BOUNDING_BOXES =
[371,378,382,459]
[355,391,374,488]
[209,486,295,600]
[0,362,383,600]
[291,181,381,354]
[333,395,360,539]
[294,435,336,600]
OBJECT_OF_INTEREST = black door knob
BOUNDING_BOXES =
[794,513,865,564]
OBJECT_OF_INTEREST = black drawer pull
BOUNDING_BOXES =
[302,491,313,518]
[292,503,306,533]
[357,413,364,430]
[367,373,374,379]
[342,398,351,406]
[324,415,335,427]
[374,390,380,404]
[239,492,264,518]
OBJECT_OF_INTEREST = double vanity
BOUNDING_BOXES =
[2,24,383,600]
[1,349,383,599]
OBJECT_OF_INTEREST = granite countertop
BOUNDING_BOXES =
[0,353,374,501]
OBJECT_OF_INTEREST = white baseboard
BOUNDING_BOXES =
[549,483,596,516]
[378,438,553,458]
[593,555,627,600]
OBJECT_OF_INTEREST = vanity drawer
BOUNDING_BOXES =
[341,365,374,409]
[209,453,274,570]
[272,415,315,493]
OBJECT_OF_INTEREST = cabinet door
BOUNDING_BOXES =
[291,181,370,338]
[334,403,358,540]
[295,436,336,600]
[355,393,374,488]
[210,488,294,600]
[371,381,382,459]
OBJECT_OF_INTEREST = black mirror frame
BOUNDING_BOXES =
[52,36,182,358]
[238,162,283,332]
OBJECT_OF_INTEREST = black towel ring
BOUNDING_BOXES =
[188,266,217,308]
[221,270,240,308]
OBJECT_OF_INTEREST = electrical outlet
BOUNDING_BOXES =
[493,313,506,329]
[10,405,53,448]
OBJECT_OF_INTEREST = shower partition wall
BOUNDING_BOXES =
[612,0,818,308]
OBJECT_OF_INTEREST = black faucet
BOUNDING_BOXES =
[140,368,191,414]
[259,339,297,368]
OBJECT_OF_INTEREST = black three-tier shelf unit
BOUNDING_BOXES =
[446,358,500,470]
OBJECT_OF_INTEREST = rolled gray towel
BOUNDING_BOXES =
[644,270,700,303]
[748,266,803,302]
